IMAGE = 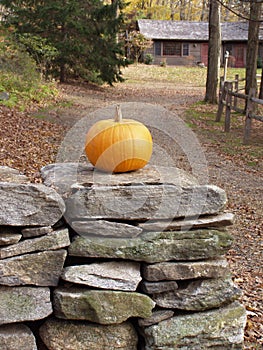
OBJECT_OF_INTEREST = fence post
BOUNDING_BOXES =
[216,78,226,122]
[234,74,239,109]
[224,81,233,132]
[243,88,255,144]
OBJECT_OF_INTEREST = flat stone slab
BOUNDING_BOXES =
[0,250,67,286]
[0,228,22,246]
[21,226,53,238]
[152,277,242,311]
[0,324,37,350]
[71,219,142,238]
[138,309,175,327]
[0,166,29,183]
[139,212,234,231]
[141,281,178,294]
[54,287,155,324]
[0,228,70,259]
[41,163,198,198]
[61,261,141,291]
[0,286,52,324]
[0,182,65,226]
[41,163,227,223]
[142,258,230,281]
[69,229,233,263]
[40,318,138,350]
[65,184,227,222]
[142,301,247,350]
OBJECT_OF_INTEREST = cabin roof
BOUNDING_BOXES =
[137,20,250,42]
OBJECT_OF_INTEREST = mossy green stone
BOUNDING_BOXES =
[54,288,155,324]
[142,301,246,349]
[69,229,233,263]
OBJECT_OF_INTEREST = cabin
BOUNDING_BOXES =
[137,20,255,68]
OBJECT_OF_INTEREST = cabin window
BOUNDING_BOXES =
[163,41,181,56]
[154,41,161,56]
[182,43,189,56]
[161,41,189,56]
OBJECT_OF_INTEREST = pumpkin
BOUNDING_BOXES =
[85,105,153,173]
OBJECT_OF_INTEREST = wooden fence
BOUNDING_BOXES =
[216,75,263,144]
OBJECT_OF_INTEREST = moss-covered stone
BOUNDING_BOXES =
[142,301,247,349]
[40,318,138,350]
[0,286,52,324]
[54,288,155,324]
[69,229,233,263]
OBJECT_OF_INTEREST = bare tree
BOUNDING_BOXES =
[205,0,221,103]
[245,1,262,96]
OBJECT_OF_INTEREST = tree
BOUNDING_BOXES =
[245,0,262,95]
[0,0,128,84]
[204,0,221,104]
[126,30,152,63]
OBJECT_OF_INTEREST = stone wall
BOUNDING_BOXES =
[0,164,247,350]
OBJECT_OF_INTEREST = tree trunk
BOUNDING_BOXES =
[204,0,221,104]
[180,0,187,20]
[259,65,263,99]
[245,1,261,95]
[60,62,65,83]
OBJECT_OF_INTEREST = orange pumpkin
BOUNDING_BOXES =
[85,106,153,173]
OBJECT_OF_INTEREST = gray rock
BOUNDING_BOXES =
[0,182,65,226]
[139,212,234,231]
[40,318,138,350]
[21,226,53,238]
[71,219,142,238]
[0,250,67,286]
[0,92,9,101]
[0,228,70,259]
[41,163,198,198]
[65,184,227,222]
[141,281,178,294]
[138,309,174,327]
[54,287,155,324]
[0,166,29,183]
[0,324,37,350]
[61,261,141,291]
[142,301,247,349]
[0,228,22,246]
[152,277,242,311]
[0,286,52,324]
[142,258,230,281]
[69,229,233,263]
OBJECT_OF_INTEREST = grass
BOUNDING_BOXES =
[123,64,208,86]
[123,64,249,87]
[183,101,262,169]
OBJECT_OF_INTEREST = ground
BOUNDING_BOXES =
[0,65,262,348]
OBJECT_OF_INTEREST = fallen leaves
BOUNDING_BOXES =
[0,105,67,182]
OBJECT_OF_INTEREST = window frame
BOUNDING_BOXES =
[155,41,190,57]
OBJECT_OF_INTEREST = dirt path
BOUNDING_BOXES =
[39,77,263,349]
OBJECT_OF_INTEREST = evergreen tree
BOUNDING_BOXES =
[1,0,127,84]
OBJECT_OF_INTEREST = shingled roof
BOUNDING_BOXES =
[137,19,249,42]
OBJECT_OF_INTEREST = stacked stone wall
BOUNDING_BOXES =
[0,164,246,349]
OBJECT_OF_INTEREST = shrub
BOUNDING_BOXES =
[0,35,58,110]
[144,54,153,65]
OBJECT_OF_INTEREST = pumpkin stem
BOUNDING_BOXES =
[114,105,122,122]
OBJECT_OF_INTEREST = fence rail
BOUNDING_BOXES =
[216,75,263,144]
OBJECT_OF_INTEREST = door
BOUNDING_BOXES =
[234,44,245,68]
[201,43,208,66]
